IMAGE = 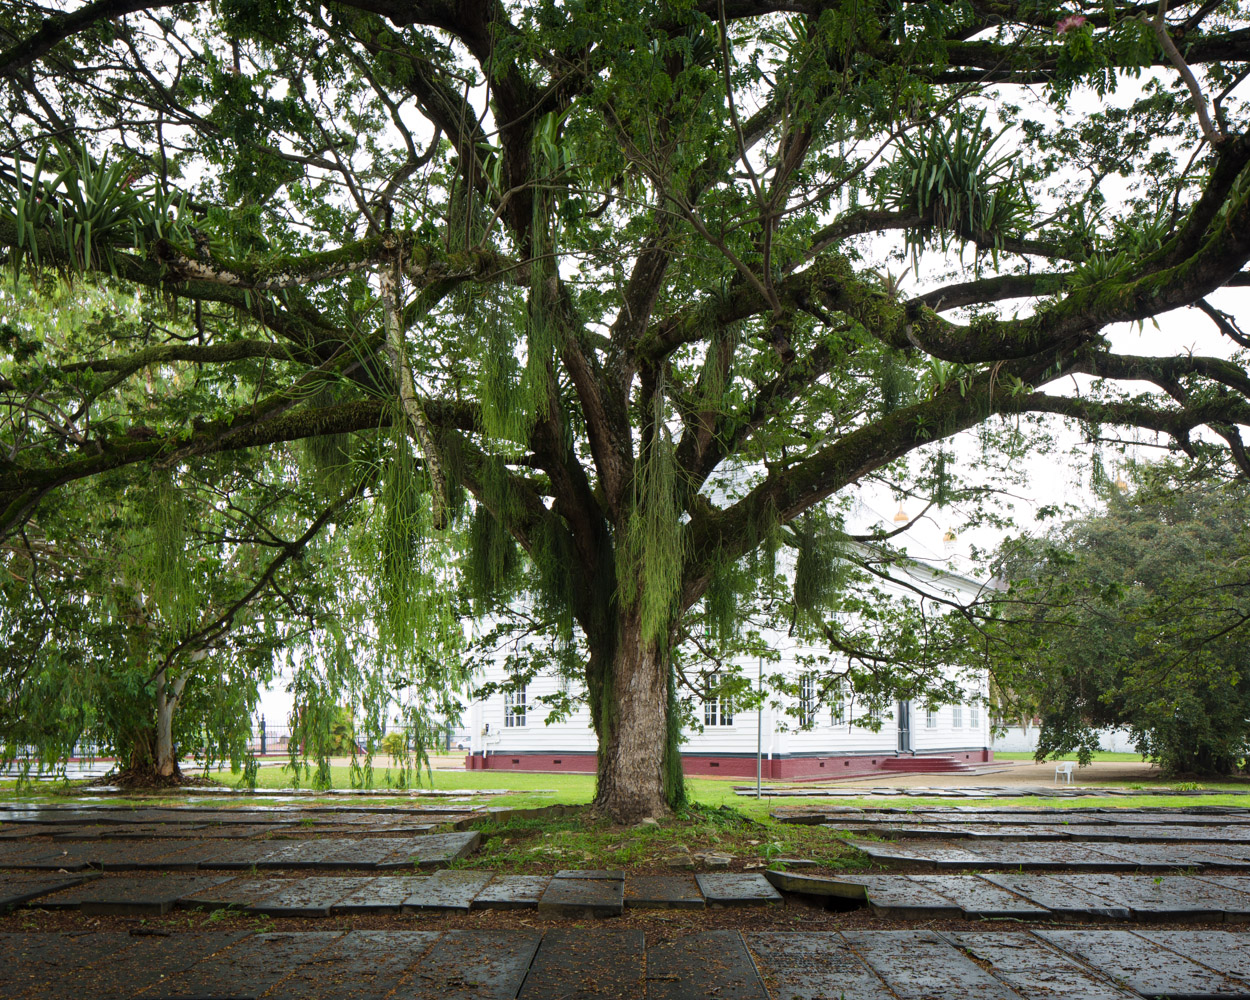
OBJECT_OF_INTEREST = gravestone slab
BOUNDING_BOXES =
[250,837,348,868]
[405,929,543,999]
[854,877,966,920]
[951,932,1140,1000]
[311,837,419,869]
[554,869,625,880]
[0,824,62,839]
[146,931,343,999]
[472,875,550,909]
[190,839,288,869]
[180,877,287,910]
[537,877,625,917]
[1038,929,1250,998]
[249,876,361,915]
[0,932,131,997]
[955,843,1136,871]
[647,930,768,1000]
[697,873,783,907]
[843,929,1025,1000]
[1136,930,1250,984]
[332,876,423,913]
[981,875,1131,920]
[26,931,249,1000]
[624,875,704,909]
[42,874,232,915]
[1085,843,1221,870]
[518,928,645,998]
[0,843,88,869]
[1193,874,1250,917]
[906,875,1050,919]
[402,870,493,912]
[267,930,440,999]
[0,873,92,910]
[763,870,869,900]
[747,932,896,1000]
[378,831,481,869]
[1059,874,1243,922]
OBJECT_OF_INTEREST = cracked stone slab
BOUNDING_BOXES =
[981,874,1132,920]
[471,875,550,910]
[402,870,493,913]
[377,831,481,869]
[266,929,440,999]
[537,876,625,917]
[1038,929,1250,998]
[405,929,543,1000]
[24,931,249,1000]
[518,928,645,998]
[648,930,769,1000]
[764,870,873,899]
[179,877,288,911]
[1135,930,1250,984]
[906,876,1050,920]
[144,931,344,999]
[624,874,704,909]
[0,873,93,910]
[332,875,424,913]
[697,873,784,907]
[951,932,1140,1000]
[747,932,895,1000]
[40,874,232,915]
[185,839,287,869]
[843,929,1025,999]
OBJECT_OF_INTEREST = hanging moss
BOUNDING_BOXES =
[792,511,852,621]
[464,503,521,604]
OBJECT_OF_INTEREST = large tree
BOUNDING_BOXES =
[983,467,1250,776]
[2,1,1250,819]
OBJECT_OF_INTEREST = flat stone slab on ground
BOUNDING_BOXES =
[843,929,1025,999]
[379,831,481,869]
[1059,874,1250,921]
[249,876,362,916]
[763,870,871,899]
[952,932,1141,1000]
[748,932,896,1000]
[1136,930,1250,983]
[0,843,90,870]
[553,869,625,880]
[537,876,625,917]
[25,931,249,1000]
[402,870,493,912]
[180,877,288,911]
[471,875,550,910]
[854,876,970,920]
[0,931,130,997]
[332,875,423,913]
[0,873,92,910]
[145,930,344,999]
[405,929,543,1000]
[1039,929,1250,997]
[981,875,1133,920]
[906,875,1051,919]
[696,873,783,907]
[647,930,769,1000]
[266,929,440,1000]
[39,874,232,915]
[518,927,645,998]
[624,874,704,909]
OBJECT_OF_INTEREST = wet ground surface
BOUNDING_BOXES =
[2,802,1249,997]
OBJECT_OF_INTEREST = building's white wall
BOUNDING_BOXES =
[992,725,1138,754]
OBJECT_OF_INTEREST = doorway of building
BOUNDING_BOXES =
[897,700,912,753]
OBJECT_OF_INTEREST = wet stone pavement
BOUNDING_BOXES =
[1,803,1249,997]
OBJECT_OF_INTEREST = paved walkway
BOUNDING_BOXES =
[3,802,1250,997]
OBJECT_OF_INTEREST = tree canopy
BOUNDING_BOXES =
[1,1,1250,818]
[984,467,1250,776]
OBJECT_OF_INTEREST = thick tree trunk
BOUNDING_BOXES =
[154,668,188,778]
[592,608,673,823]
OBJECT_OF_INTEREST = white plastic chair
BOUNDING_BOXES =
[1054,761,1075,784]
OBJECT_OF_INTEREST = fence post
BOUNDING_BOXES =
[260,715,266,756]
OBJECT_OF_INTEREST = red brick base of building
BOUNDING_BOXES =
[465,749,993,778]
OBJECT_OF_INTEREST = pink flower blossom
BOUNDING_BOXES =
[1056,14,1088,35]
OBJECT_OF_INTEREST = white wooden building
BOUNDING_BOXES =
[465,550,994,780]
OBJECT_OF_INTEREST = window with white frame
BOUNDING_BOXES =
[969,704,980,728]
[926,707,938,729]
[798,673,816,727]
[831,679,846,725]
[951,705,963,728]
[703,677,734,726]
[504,685,527,727]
